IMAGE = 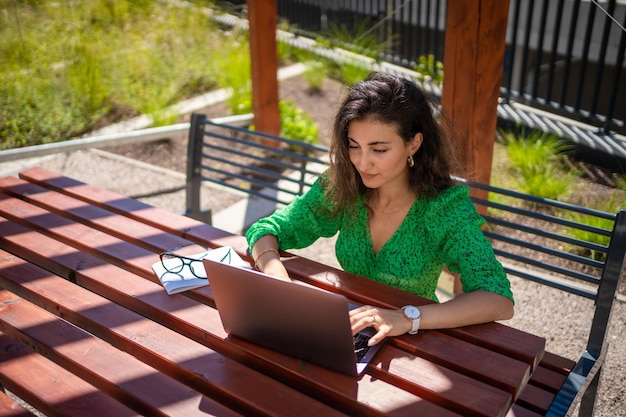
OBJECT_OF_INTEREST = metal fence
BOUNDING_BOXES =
[227,0,625,137]
[503,0,625,137]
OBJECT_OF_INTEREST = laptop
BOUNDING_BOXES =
[202,257,383,376]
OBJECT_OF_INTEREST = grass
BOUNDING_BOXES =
[1,0,222,147]
[1,0,332,147]
[214,27,252,115]
[491,129,626,261]
[563,208,615,261]
[302,60,329,91]
[498,130,578,202]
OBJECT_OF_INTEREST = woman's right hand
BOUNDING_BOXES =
[261,257,291,282]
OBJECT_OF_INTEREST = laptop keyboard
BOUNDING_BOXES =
[353,332,372,361]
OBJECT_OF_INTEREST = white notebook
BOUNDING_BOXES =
[152,246,249,294]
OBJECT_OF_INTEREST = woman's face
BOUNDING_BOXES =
[347,119,422,190]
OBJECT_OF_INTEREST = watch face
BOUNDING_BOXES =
[404,306,420,319]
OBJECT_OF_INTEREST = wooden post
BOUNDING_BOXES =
[247,0,281,138]
[441,0,510,190]
[442,0,510,296]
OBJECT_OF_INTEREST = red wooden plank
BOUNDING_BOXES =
[0,333,140,417]
[527,365,568,393]
[514,382,558,415]
[224,336,465,417]
[0,290,240,417]
[0,388,36,417]
[538,351,575,375]
[392,333,530,398]
[444,324,546,372]
[369,345,513,417]
[505,404,543,417]
[0,178,251,283]
[0,193,165,283]
[0,255,347,417]
[16,167,227,240]
[510,362,569,415]
[0,232,464,416]
[0,175,187,253]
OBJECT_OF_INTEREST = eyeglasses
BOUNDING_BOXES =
[159,244,210,279]
[159,244,233,279]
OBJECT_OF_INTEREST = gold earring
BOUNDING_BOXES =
[407,155,414,168]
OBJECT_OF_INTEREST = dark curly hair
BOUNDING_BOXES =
[326,71,462,213]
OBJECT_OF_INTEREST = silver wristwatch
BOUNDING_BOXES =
[402,305,421,334]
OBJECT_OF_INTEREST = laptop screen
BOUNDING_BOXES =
[202,255,382,376]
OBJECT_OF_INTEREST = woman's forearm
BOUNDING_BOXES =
[419,291,514,329]
[251,235,291,281]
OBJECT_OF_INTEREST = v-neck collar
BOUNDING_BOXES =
[362,197,418,257]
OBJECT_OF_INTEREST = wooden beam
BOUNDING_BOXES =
[441,0,510,188]
[247,0,281,137]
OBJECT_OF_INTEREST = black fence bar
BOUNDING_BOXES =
[530,0,549,101]
[545,0,565,104]
[576,2,596,113]
[606,11,626,134]
[591,0,616,117]
[559,0,580,108]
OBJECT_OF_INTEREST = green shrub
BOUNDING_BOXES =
[414,54,444,86]
[336,62,371,85]
[303,60,330,91]
[325,19,393,60]
[501,130,578,201]
[320,18,392,86]
[561,194,623,261]
[279,100,319,144]
[0,68,94,149]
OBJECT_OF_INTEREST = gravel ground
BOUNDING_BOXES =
[1,72,624,416]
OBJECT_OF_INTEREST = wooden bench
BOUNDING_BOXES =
[185,116,626,416]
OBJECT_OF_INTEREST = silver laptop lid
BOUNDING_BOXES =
[202,257,365,375]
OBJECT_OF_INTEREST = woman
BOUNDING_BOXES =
[246,72,513,346]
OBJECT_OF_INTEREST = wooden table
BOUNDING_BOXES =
[0,168,569,417]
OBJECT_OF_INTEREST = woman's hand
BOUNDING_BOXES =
[349,305,411,346]
[261,257,291,281]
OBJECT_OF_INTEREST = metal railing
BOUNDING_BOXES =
[0,114,253,163]
[185,113,329,223]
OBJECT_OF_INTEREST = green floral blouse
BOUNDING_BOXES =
[246,177,513,303]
